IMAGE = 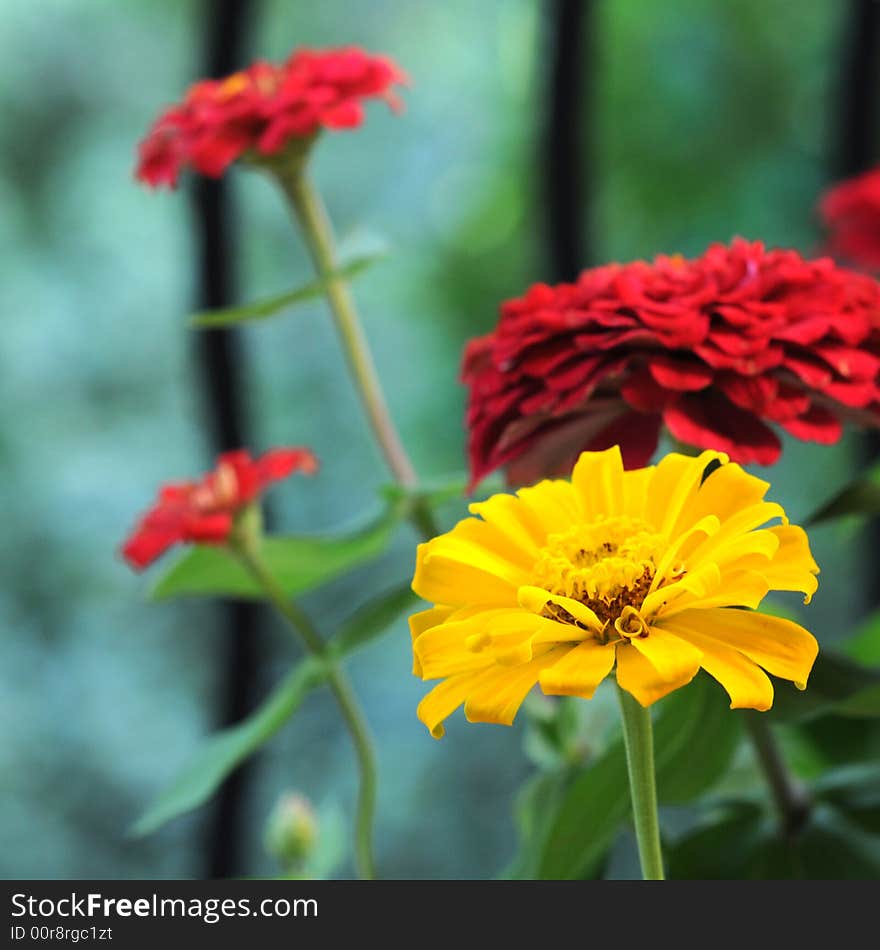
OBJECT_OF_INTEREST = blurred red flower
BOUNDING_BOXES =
[122,448,318,569]
[136,47,406,188]
[463,238,880,487]
[820,167,880,272]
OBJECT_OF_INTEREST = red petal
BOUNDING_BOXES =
[781,406,843,444]
[648,357,713,392]
[664,392,781,465]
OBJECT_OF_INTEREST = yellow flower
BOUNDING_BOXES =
[410,448,819,738]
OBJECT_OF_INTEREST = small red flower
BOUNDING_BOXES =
[820,167,880,272]
[136,47,407,188]
[122,448,318,569]
[463,238,880,487]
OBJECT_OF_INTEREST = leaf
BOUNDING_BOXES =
[654,674,743,803]
[843,608,880,666]
[805,461,880,525]
[667,799,880,879]
[329,584,418,658]
[190,254,385,328]
[151,511,397,602]
[502,767,584,880]
[813,763,880,834]
[535,675,739,879]
[768,650,880,722]
[535,734,630,880]
[131,658,326,836]
[666,802,767,879]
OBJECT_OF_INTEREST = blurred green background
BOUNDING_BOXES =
[0,0,870,878]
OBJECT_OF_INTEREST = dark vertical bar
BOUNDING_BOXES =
[832,0,880,613]
[543,0,593,281]
[833,0,880,178]
[191,0,260,879]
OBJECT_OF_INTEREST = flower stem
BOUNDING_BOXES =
[233,542,378,881]
[616,685,665,880]
[743,712,811,837]
[279,169,418,490]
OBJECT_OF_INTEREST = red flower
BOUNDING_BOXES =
[136,47,406,188]
[122,448,318,569]
[463,238,880,487]
[820,167,880,272]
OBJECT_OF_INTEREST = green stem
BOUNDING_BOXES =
[743,712,811,837]
[234,542,378,881]
[279,169,418,490]
[616,685,665,880]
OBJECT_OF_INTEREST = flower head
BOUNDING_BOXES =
[122,447,317,569]
[136,47,407,187]
[463,238,880,487]
[820,167,880,272]
[410,447,819,737]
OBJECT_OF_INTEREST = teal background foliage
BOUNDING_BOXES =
[1,0,877,879]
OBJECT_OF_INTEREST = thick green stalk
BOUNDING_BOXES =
[616,685,665,880]
[234,542,378,881]
[279,169,418,489]
[743,712,811,836]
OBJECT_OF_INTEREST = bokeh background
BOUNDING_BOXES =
[1,0,875,878]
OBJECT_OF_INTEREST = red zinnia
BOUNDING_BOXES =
[820,166,880,272]
[136,47,406,188]
[122,448,318,569]
[463,238,880,487]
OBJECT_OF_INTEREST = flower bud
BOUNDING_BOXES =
[264,793,318,871]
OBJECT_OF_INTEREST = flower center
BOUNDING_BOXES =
[531,516,667,626]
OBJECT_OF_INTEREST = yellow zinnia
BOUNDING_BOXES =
[410,447,819,738]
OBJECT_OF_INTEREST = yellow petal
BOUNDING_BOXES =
[615,641,700,706]
[446,517,536,571]
[661,607,818,689]
[417,667,499,738]
[642,562,722,617]
[702,529,780,573]
[677,461,770,535]
[412,536,520,607]
[516,478,582,534]
[517,584,605,633]
[571,446,624,518]
[651,514,721,590]
[656,569,770,618]
[468,492,544,556]
[539,639,616,698]
[736,525,820,604]
[630,626,704,682]
[621,465,655,520]
[647,450,728,538]
[655,619,774,710]
[414,608,540,678]
[463,648,567,726]
[685,502,786,568]
[409,606,454,676]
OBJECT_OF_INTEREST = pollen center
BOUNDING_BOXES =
[532,516,667,625]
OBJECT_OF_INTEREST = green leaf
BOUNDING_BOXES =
[813,763,880,834]
[805,462,880,525]
[654,675,743,803]
[535,734,630,880]
[666,802,768,879]
[329,584,418,658]
[503,767,584,880]
[667,799,880,879]
[844,608,880,666]
[131,659,326,836]
[190,254,385,328]
[151,511,397,602]
[535,675,739,879]
[768,650,880,722]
